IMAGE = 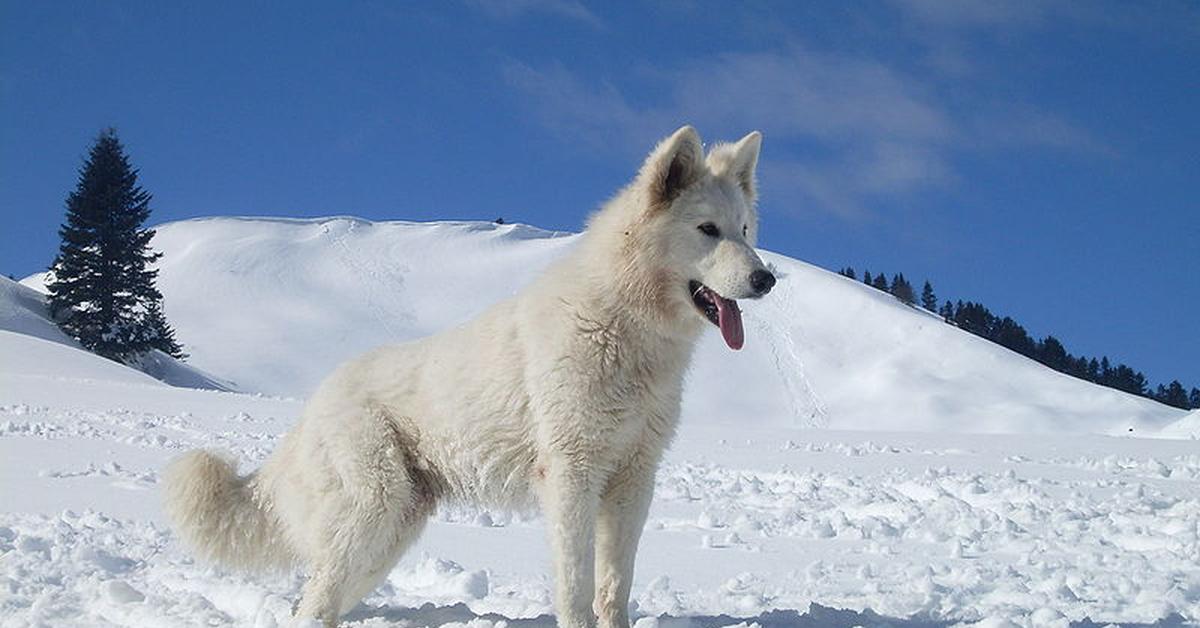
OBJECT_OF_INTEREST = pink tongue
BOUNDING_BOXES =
[714,295,744,350]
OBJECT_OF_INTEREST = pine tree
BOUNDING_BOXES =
[872,273,889,292]
[842,267,856,280]
[862,270,873,285]
[920,280,936,311]
[1159,380,1189,409]
[1190,387,1200,409]
[47,129,182,362]
[939,300,953,321]
[1037,336,1069,372]
[141,300,186,359]
[890,273,915,304]
[1086,358,1100,383]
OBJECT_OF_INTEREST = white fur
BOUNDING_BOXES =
[163,126,772,627]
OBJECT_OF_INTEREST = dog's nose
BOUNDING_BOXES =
[750,269,776,296]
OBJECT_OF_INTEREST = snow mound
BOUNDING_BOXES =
[2,275,235,392]
[60,215,1182,436]
[0,330,163,386]
[0,275,76,346]
[1158,409,1200,440]
[130,350,238,391]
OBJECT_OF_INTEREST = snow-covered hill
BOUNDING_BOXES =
[1,276,234,392]
[27,215,1183,435]
[4,216,1199,626]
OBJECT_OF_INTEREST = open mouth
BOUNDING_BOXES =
[689,280,744,350]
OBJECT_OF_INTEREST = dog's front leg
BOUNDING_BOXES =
[593,456,655,628]
[542,457,603,628]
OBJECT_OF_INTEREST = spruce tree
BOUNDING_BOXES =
[1160,380,1189,409]
[47,129,183,361]
[920,280,937,311]
[1037,336,1069,372]
[939,300,953,321]
[872,273,889,292]
[142,300,186,359]
[862,270,873,286]
[890,273,915,305]
[1086,358,1100,383]
[1190,387,1200,409]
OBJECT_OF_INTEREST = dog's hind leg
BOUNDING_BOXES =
[292,413,436,626]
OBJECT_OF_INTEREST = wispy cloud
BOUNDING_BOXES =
[466,0,603,29]
[501,62,669,152]
[967,107,1116,157]
[503,41,1107,219]
[890,0,1051,28]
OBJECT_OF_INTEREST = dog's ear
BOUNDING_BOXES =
[711,131,762,203]
[639,125,704,209]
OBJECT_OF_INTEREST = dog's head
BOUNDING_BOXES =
[618,126,775,350]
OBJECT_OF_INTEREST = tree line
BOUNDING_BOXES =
[838,267,1200,411]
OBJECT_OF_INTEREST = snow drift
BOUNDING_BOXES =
[1,276,233,391]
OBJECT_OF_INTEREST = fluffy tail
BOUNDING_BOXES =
[162,449,293,571]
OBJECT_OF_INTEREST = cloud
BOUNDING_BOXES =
[670,48,955,145]
[763,144,955,220]
[504,46,965,217]
[501,62,670,153]
[466,0,603,28]
[503,43,1106,219]
[890,0,1051,28]
[506,46,955,148]
[968,107,1115,157]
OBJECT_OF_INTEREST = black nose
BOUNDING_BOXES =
[750,269,776,295]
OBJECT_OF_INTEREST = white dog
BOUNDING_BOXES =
[164,125,775,627]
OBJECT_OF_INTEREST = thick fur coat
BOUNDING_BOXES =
[163,126,774,627]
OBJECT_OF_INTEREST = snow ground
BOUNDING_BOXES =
[4,217,1197,627]
[2,370,1198,627]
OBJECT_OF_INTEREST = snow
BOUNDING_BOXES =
[0,275,78,346]
[0,330,164,387]
[1159,410,1200,441]
[2,276,234,392]
[3,216,1197,627]
[23,216,1184,435]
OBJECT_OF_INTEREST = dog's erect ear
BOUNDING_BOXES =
[713,131,762,203]
[639,125,704,209]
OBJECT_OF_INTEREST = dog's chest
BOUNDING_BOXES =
[580,335,687,437]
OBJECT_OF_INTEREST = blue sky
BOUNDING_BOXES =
[2,1,1197,388]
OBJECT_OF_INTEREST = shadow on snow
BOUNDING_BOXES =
[343,601,1192,628]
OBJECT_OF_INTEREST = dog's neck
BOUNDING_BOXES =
[571,215,704,350]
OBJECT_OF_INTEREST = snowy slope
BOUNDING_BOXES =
[0,275,78,346]
[4,216,1199,627]
[1160,409,1200,440]
[24,215,1179,435]
[3,276,235,392]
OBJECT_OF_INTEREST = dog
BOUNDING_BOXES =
[163,125,775,627]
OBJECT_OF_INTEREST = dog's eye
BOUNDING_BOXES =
[697,223,720,238]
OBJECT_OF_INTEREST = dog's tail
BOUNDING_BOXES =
[162,449,293,572]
